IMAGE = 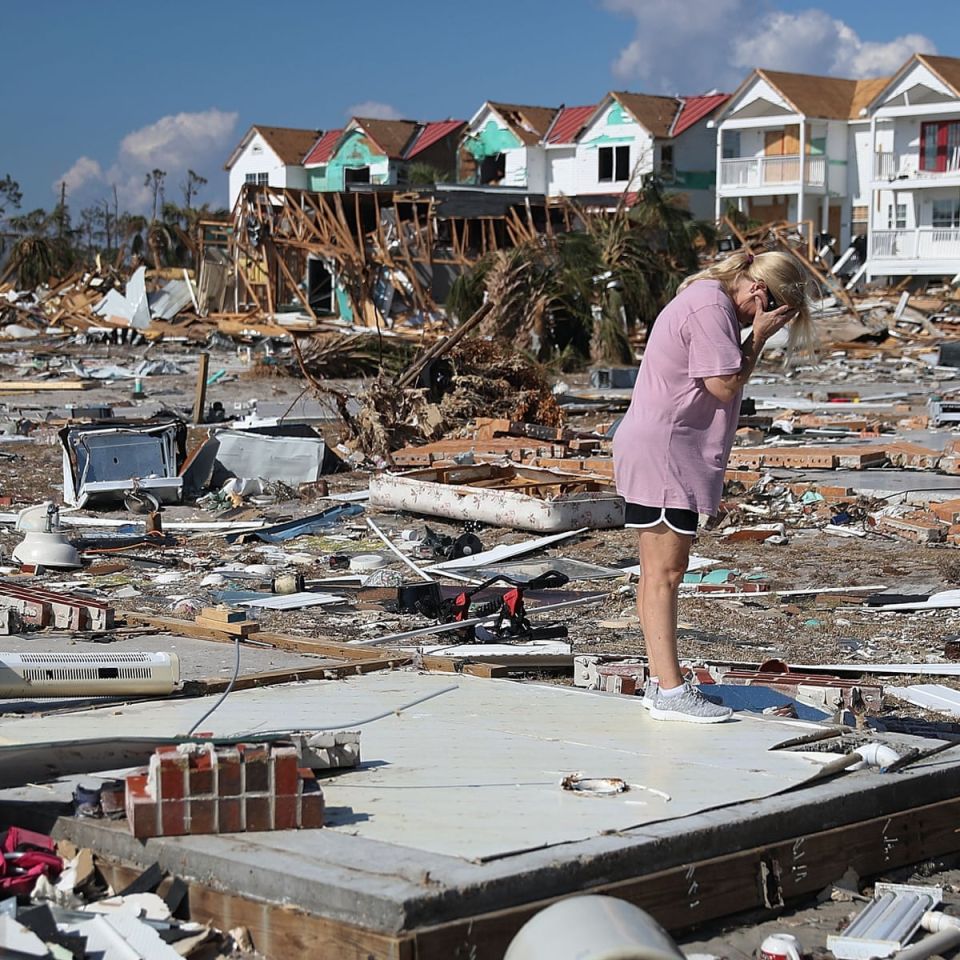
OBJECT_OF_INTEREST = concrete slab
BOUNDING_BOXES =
[0,673,829,860]
[0,674,958,948]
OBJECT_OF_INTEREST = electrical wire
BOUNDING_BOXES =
[186,635,241,737]
[229,684,459,738]
[184,635,458,739]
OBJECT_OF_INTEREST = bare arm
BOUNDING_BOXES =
[703,301,795,404]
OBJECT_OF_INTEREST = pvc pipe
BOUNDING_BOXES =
[852,742,901,770]
[922,912,960,933]
[893,915,960,960]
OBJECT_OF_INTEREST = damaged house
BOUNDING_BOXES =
[303,116,466,191]
[225,124,321,210]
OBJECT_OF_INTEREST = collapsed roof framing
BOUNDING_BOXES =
[224,184,574,326]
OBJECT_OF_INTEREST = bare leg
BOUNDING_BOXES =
[638,524,693,690]
[635,565,657,681]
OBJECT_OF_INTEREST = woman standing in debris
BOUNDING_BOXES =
[613,250,813,723]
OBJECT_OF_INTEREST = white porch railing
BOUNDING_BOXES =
[719,154,825,188]
[871,227,960,260]
[874,150,960,180]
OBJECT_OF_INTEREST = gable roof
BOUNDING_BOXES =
[349,118,420,158]
[406,119,467,158]
[862,53,960,113]
[545,105,595,144]
[486,102,560,145]
[610,91,682,137]
[671,92,730,135]
[225,124,320,169]
[914,54,960,97]
[303,129,343,166]
[745,69,891,119]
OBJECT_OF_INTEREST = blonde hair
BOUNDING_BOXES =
[678,249,817,360]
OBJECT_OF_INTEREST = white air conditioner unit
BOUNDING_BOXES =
[0,652,180,697]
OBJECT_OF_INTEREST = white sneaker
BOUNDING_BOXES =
[649,683,733,724]
[641,678,658,710]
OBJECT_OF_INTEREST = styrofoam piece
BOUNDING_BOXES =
[429,528,587,571]
[887,684,960,717]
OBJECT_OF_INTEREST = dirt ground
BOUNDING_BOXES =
[677,858,960,960]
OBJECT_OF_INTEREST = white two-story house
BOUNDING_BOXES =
[714,70,887,248]
[862,53,960,280]
[224,125,320,210]
[546,91,727,219]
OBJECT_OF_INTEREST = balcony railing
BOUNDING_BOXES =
[719,154,825,188]
[874,150,960,180]
[871,227,960,260]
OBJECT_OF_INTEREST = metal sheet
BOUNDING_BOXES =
[429,529,586,571]
[213,430,330,484]
[470,558,626,582]
[887,684,960,716]
[0,673,834,862]
[239,592,345,610]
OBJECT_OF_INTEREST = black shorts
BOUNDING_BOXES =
[624,502,698,536]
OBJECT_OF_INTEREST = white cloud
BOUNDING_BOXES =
[54,108,239,215]
[345,100,404,120]
[55,157,103,196]
[603,1,936,92]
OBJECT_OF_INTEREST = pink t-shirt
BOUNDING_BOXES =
[613,279,744,516]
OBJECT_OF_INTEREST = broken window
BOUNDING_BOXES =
[345,167,371,184]
[598,146,630,183]
[659,144,674,179]
[479,154,506,184]
[920,120,960,172]
[245,172,269,186]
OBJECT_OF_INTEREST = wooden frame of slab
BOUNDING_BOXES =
[79,792,960,960]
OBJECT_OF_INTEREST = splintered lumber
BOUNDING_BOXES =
[188,656,409,694]
[123,612,409,662]
[0,380,94,392]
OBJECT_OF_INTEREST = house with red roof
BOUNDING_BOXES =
[303,117,465,192]
[548,91,729,219]
[224,125,320,209]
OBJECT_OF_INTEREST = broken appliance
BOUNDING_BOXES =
[59,418,186,508]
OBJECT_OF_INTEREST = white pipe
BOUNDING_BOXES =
[922,912,960,932]
[851,742,902,770]
[894,914,960,960]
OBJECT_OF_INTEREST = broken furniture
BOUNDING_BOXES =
[59,418,187,508]
[368,462,625,532]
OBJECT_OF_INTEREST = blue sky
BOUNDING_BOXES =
[2,0,957,215]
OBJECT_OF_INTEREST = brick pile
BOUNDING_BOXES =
[125,741,324,839]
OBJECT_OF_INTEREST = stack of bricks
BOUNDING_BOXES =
[124,741,324,839]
